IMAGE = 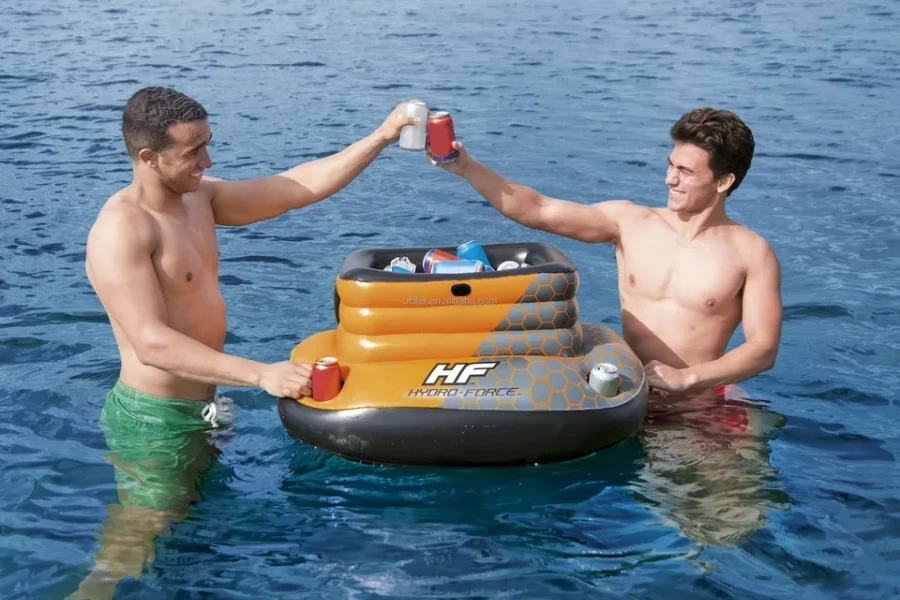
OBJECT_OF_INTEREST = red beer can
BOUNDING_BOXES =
[423,248,459,273]
[427,111,459,163]
[312,357,342,402]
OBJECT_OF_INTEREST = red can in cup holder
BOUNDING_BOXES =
[312,357,342,402]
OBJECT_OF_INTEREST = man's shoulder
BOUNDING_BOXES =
[87,194,156,257]
[618,204,669,228]
[728,221,774,249]
[600,200,656,222]
[726,222,779,269]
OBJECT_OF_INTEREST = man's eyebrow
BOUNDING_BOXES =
[667,156,694,173]
[188,133,212,152]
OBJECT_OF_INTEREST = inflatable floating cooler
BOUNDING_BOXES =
[278,241,649,466]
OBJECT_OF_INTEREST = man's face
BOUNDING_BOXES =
[154,119,212,193]
[664,142,728,214]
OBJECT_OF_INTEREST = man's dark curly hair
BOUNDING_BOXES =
[122,87,208,159]
[670,108,755,196]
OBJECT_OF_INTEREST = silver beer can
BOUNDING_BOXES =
[589,363,619,397]
[399,100,429,151]
[497,260,521,270]
[384,256,416,272]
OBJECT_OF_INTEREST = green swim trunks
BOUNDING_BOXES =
[99,380,236,514]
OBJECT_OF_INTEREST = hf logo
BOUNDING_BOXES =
[422,362,499,386]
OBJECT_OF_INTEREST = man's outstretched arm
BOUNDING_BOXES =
[432,140,638,244]
[207,101,419,226]
[645,239,783,391]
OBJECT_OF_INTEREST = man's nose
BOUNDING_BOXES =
[665,166,678,186]
[201,148,212,169]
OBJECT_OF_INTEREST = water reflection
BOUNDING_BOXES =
[631,389,791,548]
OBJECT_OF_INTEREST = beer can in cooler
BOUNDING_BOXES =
[589,363,619,397]
[423,248,459,273]
[383,256,416,273]
[427,111,459,163]
[497,260,522,270]
[456,240,494,270]
[431,259,486,274]
[312,357,343,402]
[399,100,429,151]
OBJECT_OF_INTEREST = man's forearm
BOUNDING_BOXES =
[461,160,544,227]
[685,341,777,389]
[139,326,264,387]
[279,129,390,204]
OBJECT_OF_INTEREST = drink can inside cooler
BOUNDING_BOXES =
[423,248,459,273]
[431,259,486,274]
[457,240,494,270]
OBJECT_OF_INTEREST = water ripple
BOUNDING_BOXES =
[1,0,898,598]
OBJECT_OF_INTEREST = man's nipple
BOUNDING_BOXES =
[628,274,635,286]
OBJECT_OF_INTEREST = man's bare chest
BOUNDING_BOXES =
[618,230,745,312]
[152,207,219,293]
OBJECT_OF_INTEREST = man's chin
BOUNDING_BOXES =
[181,179,202,194]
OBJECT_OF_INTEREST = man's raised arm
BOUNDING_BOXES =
[431,140,637,244]
[207,101,420,226]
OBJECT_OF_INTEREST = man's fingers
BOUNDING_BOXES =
[293,362,312,377]
[276,383,313,400]
[281,386,301,400]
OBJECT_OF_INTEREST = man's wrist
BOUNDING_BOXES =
[457,157,477,178]
[241,359,265,387]
[372,126,394,148]
[682,367,702,390]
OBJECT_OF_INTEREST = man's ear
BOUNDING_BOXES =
[717,173,736,195]
[138,148,158,168]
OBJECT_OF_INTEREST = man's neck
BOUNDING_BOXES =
[669,198,729,241]
[129,175,183,214]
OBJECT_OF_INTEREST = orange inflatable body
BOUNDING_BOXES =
[278,242,649,466]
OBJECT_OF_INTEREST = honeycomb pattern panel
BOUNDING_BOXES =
[580,321,626,349]
[473,327,584,358]
[517,272,578,304]
[494,299,579,332]
[438,332,647,411]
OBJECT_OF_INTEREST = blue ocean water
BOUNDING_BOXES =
[1,0,898,598]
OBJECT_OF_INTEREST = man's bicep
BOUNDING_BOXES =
[207,175,314,226]
[742,243,783,348]
[538,199,635,243]
[87,221,168,345]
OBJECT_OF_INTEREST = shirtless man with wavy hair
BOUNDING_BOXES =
[431,107,782,394]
